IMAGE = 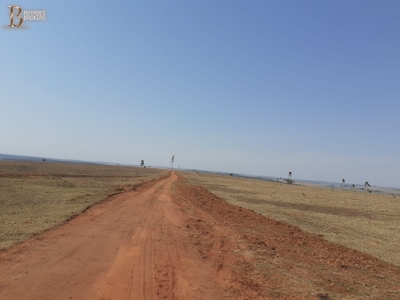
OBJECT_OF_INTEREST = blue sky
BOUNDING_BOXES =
[1,1,399,187]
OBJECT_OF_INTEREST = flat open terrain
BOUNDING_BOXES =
[182,172,400,267]
[0,161,168,249]
[1,164,400,299]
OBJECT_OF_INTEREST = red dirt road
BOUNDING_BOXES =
[1,172,400,299]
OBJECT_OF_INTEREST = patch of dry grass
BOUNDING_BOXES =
[0,161,168,249]
[181,171,400,267]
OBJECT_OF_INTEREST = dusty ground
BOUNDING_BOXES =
[1,172,400,299]
[181,172,400,267]
[0,161,167,249]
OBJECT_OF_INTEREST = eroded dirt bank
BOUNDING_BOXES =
[0,172,399,299]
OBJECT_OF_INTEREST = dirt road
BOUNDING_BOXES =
[1,172,400,299]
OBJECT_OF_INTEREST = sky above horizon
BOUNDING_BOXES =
[1,1,399,187]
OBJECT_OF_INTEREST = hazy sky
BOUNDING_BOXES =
[1,1,399,187]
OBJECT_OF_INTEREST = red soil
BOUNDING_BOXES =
[0,172,399,299]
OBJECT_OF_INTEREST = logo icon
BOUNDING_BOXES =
[8,5,46,28]
[9,5,23,27]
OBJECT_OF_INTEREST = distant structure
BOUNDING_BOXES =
[171,155,175,169]
[365,181,371,192]
[287,172,293,185]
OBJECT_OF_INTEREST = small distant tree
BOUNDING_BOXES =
[352,184,355,188]
[140,160,145,167]
[230,173,233,176]
[342,178,345,188]
[365,181,370,192]
[286,172,293,184]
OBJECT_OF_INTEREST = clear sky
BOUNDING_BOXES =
[1,1,399,187]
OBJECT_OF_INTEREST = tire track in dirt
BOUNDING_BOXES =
[174,174,400,299]
[0,173,224,300]
[1,172,400,299]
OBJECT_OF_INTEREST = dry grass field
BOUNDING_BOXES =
[0,161,168,250]
[1,166,400,299]
[181,171,400,267]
